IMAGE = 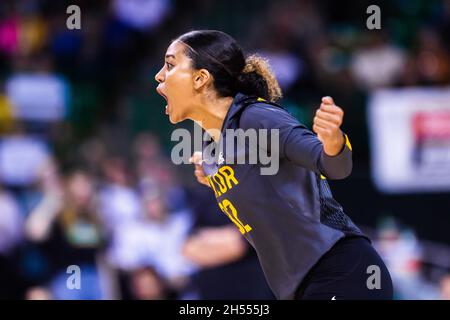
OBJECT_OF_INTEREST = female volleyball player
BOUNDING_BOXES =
[155,30,393,300]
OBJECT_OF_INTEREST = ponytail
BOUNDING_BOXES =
[237,54,282,103]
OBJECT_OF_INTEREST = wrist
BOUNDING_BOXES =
[323,132,346,157]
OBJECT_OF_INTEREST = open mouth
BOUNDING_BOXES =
[156,87,169,115]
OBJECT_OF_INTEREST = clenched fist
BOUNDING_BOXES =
[313,96,346,156]
[189,151,210,187]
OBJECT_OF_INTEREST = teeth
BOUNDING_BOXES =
[165,105,168,115]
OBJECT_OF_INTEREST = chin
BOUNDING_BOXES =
[168,116,178,124]
[168,113,182,124]
[168,110,189,124]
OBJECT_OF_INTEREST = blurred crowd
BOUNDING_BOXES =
[0,130,274,299]
[0,0,449,299]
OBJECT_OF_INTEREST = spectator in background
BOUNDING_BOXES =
[0,89,15,134]
[107,185,196,298]
[256,34,304,93]
[19,157,63,296]
[24,157,63,243]
[414,28,450,85]
[98,156,141,234]
[77,137,108,179]
[374,217,440,300]
[5,55,69,127]
[112,0,173,32]
[17,9,48,57]
[350,32,406,90]
[128,266,175,300]
[0,185,23,254]
[0,14,19,56]
[133,132,187,212]
[24,169,104,300]
[0,123,51,199]
[133,133,169,195]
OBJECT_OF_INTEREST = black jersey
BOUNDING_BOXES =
[201,93,367,299]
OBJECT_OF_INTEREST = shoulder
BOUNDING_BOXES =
[239,101,303,130]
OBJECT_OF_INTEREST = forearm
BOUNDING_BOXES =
[284,127,353,179]
[182,225,248,268]
[319,133,353,179]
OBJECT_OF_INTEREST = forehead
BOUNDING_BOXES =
[165,40,188,60]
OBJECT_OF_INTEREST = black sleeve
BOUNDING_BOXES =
[240,103,353,180]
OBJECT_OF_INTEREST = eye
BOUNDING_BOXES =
[166,62,174,70]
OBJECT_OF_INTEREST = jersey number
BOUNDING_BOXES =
[218,199,252,235]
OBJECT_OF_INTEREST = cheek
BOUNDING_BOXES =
[167,71,192,96]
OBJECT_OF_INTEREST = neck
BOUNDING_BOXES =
[191,94,233,142]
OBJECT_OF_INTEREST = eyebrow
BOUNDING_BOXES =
[165,54,175,60]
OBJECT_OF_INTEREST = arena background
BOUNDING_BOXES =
[0,0,449,300]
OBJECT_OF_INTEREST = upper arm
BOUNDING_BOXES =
[239,104,353,179]
[240,104,323,173]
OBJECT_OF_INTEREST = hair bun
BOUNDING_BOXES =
[237,54,282,102]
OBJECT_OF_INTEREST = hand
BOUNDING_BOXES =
[189,151,210,187]
[313,96,345,156]
[182,226,247,268]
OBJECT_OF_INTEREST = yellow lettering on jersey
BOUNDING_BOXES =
[206,175,220,197]
[218,166,239,189]
[208,165,239,198]
[219,199,252,235]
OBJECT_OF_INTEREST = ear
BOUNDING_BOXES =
[193,69,211,90]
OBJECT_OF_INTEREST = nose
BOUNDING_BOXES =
[155,67,164,83]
